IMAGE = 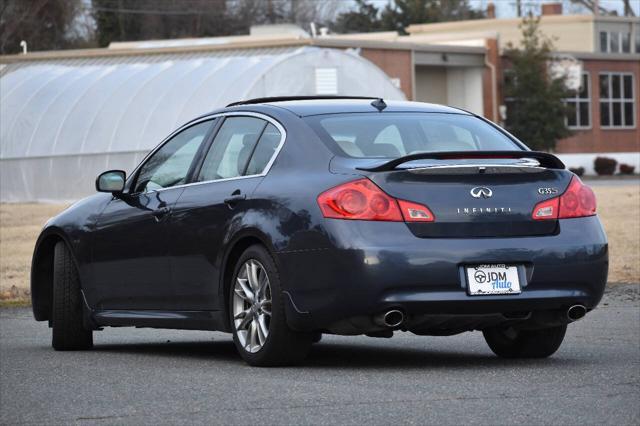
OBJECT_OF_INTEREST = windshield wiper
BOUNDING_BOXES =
[356,151,565,172]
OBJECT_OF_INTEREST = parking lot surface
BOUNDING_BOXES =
[1,285,638,425]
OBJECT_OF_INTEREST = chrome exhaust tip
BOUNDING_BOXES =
[567,305,587,322]
[374,309,404,328]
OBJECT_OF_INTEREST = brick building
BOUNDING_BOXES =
[404,4,639,172]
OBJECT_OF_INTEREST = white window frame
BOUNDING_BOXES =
[600,30,632,54]
[599,72,636,130]
[565,72,591,130]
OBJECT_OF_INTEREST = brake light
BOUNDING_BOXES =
[317,178,434,222]
[558,176,597,218]
[532,177,596,220]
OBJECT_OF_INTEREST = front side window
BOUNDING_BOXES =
[565,73,591,129]
[600,73,635,128]
[306,113,520,159]
[134,120,213,193]
[197,116,281,182]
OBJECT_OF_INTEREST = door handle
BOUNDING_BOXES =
[151,206,171,221]
[224,194,246,208]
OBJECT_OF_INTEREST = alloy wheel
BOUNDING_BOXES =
[232,259,272,353]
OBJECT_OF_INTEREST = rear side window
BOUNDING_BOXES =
[306,113,520,158]
[197,117,281,182]
[245,124,281,175]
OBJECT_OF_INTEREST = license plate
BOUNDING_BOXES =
[466,264,521,295]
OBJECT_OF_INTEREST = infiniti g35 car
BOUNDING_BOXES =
[31,97,608,366]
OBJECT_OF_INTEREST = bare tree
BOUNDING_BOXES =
[569,0,635,16]
[0,0,86,54]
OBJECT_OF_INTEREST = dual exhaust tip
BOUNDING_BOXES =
[374,305,586,328]
[374,309,404,328]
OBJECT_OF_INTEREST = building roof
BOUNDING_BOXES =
[406,13,639,34]
[0,31,485,64]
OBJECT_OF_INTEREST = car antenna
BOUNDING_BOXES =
[371,98,387,112]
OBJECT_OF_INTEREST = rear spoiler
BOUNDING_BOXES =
[357,151,565,172]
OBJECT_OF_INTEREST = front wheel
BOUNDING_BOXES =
[229,245,312,366]
[52,241,93,350]
[483,324,567,358]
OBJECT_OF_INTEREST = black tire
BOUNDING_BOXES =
[229,245,312,366]
[483,324,567,358]
[52,241,93,350]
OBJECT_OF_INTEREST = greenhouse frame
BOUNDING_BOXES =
[0,46,404,202]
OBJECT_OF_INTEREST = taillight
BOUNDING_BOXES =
[532,176,596,220]
[558,176,597,218]
[317,178,434,222]
[532,197,559,220]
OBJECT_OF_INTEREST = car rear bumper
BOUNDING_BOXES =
[276,216,608,333]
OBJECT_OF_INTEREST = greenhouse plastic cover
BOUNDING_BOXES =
[0,47,405,202]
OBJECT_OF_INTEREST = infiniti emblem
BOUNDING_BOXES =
[470,187,493,199]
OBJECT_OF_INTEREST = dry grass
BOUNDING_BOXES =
[593,185,640,284]
[1,184,638,303]
[0,203,68,301]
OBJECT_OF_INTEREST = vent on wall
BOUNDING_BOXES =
[315,67,338,94]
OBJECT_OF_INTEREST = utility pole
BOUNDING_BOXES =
[516,0,522,17]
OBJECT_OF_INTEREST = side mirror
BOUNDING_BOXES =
[96,170,126,193]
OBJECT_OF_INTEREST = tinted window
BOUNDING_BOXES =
[134,120,212,193]
[306,113,519,158]
[198,117,267,181]
[245,123,282,175]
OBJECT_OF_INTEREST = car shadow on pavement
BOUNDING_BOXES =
[89,338,582,369]
[303,342,581,370]
[94,340,242,363]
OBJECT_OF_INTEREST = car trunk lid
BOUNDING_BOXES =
[331,155,572,238]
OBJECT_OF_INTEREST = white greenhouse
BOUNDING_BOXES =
[0,46,404,202]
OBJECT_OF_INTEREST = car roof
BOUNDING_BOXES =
[225,97,470,117]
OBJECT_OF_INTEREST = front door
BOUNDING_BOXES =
[88,119,215,310]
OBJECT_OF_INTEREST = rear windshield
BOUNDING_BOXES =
[305,113,521,158]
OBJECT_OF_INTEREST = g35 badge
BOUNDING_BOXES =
[538,187,559,195]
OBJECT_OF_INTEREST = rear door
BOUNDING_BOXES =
[167,115,284,310]
[89,119,215,309]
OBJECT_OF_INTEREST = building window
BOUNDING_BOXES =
[599,72,635,128]
[565,73,591,129]
[599,31,632,53]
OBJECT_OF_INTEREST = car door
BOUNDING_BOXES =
[88,119,215,310]
[167,115,284,311]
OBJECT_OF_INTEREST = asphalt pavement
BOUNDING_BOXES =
[1,285,638,425]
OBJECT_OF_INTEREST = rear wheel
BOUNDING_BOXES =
[52,241,93,350]
[229,245,312,366]
[483,324,567,358]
